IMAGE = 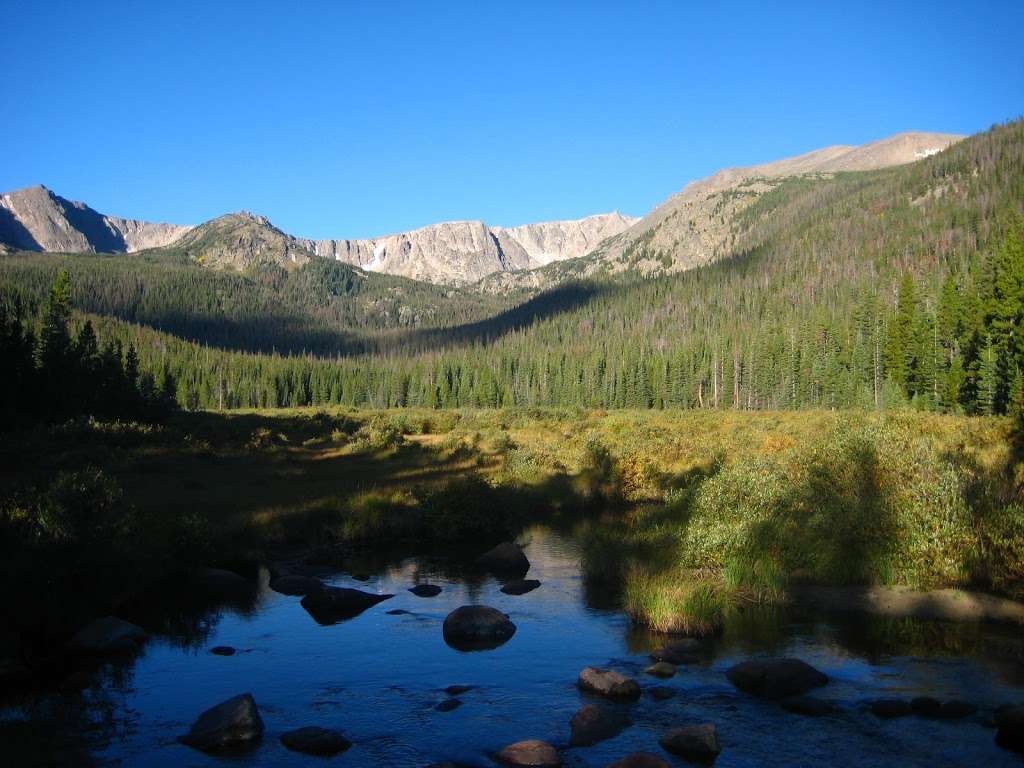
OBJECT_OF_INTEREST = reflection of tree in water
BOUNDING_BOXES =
[1,652,140,767]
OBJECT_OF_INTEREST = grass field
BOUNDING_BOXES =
[2,407,1021,638]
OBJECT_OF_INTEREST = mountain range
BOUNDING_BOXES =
[0,130,963,290]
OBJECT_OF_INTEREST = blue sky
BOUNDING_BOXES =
[1,1,1021,239]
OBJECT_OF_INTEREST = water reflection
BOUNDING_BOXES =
[2,526,1023,767]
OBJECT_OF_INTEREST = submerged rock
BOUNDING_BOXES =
[436,698,463,712]
[444,684,475,695]
[270,574,323,596]
[780,696,835,716]
[938,700,977,719]
[210,646,236,656]
[280,726,351,756]
[300,587,394,625]
[608,753,671,768]
[910,696,943,718]
[496,739,561,767]
[387,609,412,615]
[996,706,1024,753]
[650,639,702,665]
[409,584,443,597]
[645,662,677,679]
[726,658,828,700]
[501,579,541,595]
[870,699,911,718]
[659,723,721,762]
[476,542,530,577]
[577,667,641,702]
[569,703,631,746]
[67,617,147,655]
[648,686,676,701]
[177,693,263,753]
[442,605,517,651]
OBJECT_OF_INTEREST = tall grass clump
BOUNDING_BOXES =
[622,568,728,636]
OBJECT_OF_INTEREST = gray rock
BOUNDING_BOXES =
[496,739,561,767]
[280,726,350,756]
[726,658,828,700]
[442,605,517,651]
[409,584,443,597]
[300,587,394,625]
[569,703,631,746]
[607,753,671,768]
[177,693,263,753]
[476,542,530,577]
[659,723,721,762]
[577,667,641,702]
[67,617,147,655]
[501,579,541,596]
[269,574,323,596]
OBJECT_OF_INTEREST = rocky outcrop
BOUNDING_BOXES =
[726,658,828,700]
[177,693,264,753]
[66,616,147,655]
[300,586,394,625]
[0,185,189,253]
[494,212,639,267]
[442,605,517,651]
[577,667,641,702]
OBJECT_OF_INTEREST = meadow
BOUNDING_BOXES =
[3,407,1020,643]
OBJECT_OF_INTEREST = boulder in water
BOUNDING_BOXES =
[501,579,541,596]
[659,723,721,762]
[577,667,641,702]
[191,567,253,597]
[569,703,631,746]
[645,661,677,679]
[300,587,394,625]
[648,686,676,701]
[496,739,561,767]
[280,726,350,756]
[870,699,911,718]
[476,542,530,577]
[210,646,236,656]
[938,700,976,719]
[650,639,702,665]
[910,696,942,718]
[177,693,263,753]
[726,658,828,699]
[436,698,463,712]
[67,617,147,655]
[409,584,443,597]
[442,605,517,651]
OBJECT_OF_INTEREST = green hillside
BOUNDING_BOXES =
[2,120,1022,414]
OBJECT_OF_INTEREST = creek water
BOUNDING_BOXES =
[4,526,1024,766]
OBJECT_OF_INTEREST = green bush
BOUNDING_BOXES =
[417,474,514,543]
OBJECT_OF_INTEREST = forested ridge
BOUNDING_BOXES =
[1,120,1022,414]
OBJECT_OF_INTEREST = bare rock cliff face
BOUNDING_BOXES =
[0,185,190,253]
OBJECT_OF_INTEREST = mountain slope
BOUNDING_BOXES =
[477,131,964,293]
[0,185,190,253]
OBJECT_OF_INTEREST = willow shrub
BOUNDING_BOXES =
[677,417,987,589]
